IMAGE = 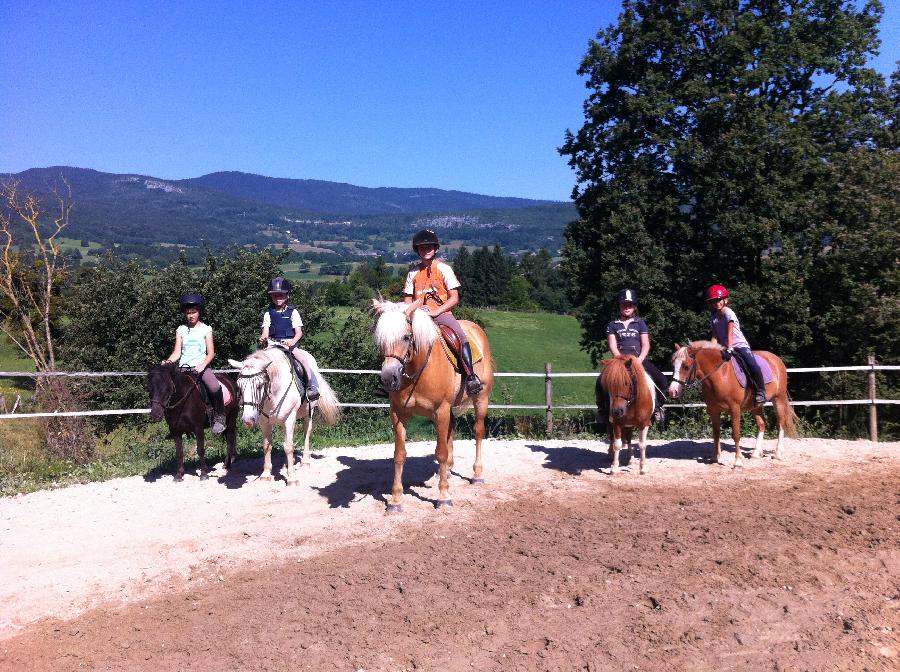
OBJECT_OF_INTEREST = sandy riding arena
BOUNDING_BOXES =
[1,437,898,671]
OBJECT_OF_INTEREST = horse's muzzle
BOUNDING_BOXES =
[380,361,403,392]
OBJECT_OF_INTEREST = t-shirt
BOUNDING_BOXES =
[606,318,649,357]
[710,307,750,350]
[403,260,460,311]
[176,323,212,368]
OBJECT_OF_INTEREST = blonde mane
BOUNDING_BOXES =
[372,299,439,352]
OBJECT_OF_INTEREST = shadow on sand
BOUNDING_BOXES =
[527,439,727,475]
[313,454,442,509]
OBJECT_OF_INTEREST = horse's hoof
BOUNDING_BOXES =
[473,478,485,485]
[733,463,744,470]
[385,503,403,514]
[174,475,184,482]
[287,480,299,487]
[436,499,454,509]
[199,473,209,481]
[260,474,274,482]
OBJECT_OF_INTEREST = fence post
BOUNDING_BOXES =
[868,354,878,443]
[545,362,553,435]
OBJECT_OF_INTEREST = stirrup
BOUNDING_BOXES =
[212,416,226,434]
[306,386,320,401]
[465,376,484,395]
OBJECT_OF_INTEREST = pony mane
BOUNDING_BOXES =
[689,339,722,350]
[372,299,439,352]
[602,356,653,406]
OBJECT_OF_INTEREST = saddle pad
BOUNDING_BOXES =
[439,325,484,369]
[730,354,774,389]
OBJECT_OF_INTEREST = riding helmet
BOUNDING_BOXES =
[179,293,206,308]
[267,277,292,295]
[412,229,440,251]
[616,288,638,305]
[706,284,729,301]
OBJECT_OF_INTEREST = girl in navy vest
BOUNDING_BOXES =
[257,277,319,400]
[602,288,668,427]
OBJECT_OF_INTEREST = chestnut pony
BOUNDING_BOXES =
[668,341,798,467]
[596,356,655,474]
[372,298,494,512]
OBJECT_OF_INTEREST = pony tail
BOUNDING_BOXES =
[314,376,341,426]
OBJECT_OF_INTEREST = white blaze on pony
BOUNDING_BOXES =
[228,347,340,485]
[669,341,798,467]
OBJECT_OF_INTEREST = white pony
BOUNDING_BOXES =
[228,347,340,485]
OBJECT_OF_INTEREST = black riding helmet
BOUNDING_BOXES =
[179,293,206,310]
[412,229,440,251]
[616,288,638,305]
[267,277,292,295]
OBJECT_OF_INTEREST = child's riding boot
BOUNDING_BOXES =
[461,342,484,395]
[654,392,668,430]
[737,349,768,405]
[305,366,320,402]
[211,387,226,434]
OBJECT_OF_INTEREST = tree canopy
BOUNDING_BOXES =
[560,0,898,369]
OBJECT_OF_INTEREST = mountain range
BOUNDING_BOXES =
[2,167,577,252]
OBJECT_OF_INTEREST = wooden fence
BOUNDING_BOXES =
[1,357,898,441]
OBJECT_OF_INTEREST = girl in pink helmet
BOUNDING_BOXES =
[706,285,767,405]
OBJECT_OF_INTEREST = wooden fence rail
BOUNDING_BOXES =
[1,360,898,440]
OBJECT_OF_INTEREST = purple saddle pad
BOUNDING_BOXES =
[730,353,774,389]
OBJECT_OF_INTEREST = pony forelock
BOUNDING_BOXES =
[373,299,438,352]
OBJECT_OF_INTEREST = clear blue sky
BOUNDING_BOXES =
[2,1,897,201]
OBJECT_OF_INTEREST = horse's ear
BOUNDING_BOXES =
[404,299,422,317]
[227,358,243,369]
[673,342,681,350]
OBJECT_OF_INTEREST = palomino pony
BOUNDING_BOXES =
[372,298,494,512]
[228,347,340,485]
[147,363,238,481]
[596,356,655,474]
[668,341,798,467]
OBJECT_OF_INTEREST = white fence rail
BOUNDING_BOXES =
[1,359,897,440]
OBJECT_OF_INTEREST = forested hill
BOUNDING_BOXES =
[4,167,576,251]
[184,171,555,214]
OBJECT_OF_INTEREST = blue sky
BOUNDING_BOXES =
[2,1,897,201]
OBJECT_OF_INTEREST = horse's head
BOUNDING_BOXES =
[371,298,438,393]
[668,343,694,398]
[602,357,638,419]
[228,353,271,428]
[147,363,176,422]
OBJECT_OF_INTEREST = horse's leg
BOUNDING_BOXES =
[472,395,488,484]
[730,404,744,469]
[298,414,313,469]
[224,421,236,470]
[260,418,274,481]
[772,392,788,460]
[197,431,209,480]
[709,411,722,465]
[750,410,766,460]
[283,414,298,486]
[610,424,622,474]
[173,435,185,482]
[387,409,407,513]
[435,405,453,507]
[638,424,650,475]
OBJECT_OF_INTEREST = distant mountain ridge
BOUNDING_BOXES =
[2,166,576,251]
[183,171,558,215]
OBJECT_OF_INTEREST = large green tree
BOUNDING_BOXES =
[561,0,896,367]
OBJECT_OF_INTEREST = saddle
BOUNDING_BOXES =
[730,353,775,389]
[437,324,483,373]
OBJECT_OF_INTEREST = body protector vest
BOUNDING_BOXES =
[268,305,297,340]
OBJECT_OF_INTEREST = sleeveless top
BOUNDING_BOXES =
[403,261,461,311]
[176,323,212,368]
[267,305,299,340]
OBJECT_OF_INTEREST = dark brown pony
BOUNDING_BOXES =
[596,356,655,474]
[147,363,238,481]
[372,298,494,512]
[668,341,798,467]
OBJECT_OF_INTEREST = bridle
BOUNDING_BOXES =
[236,362,274,416]
[672,349,727,389]
[610,367,638,408]
[150,367,201,415]
[382,315,433,386]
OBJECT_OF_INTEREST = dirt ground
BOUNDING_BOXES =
[1,436,898,671]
